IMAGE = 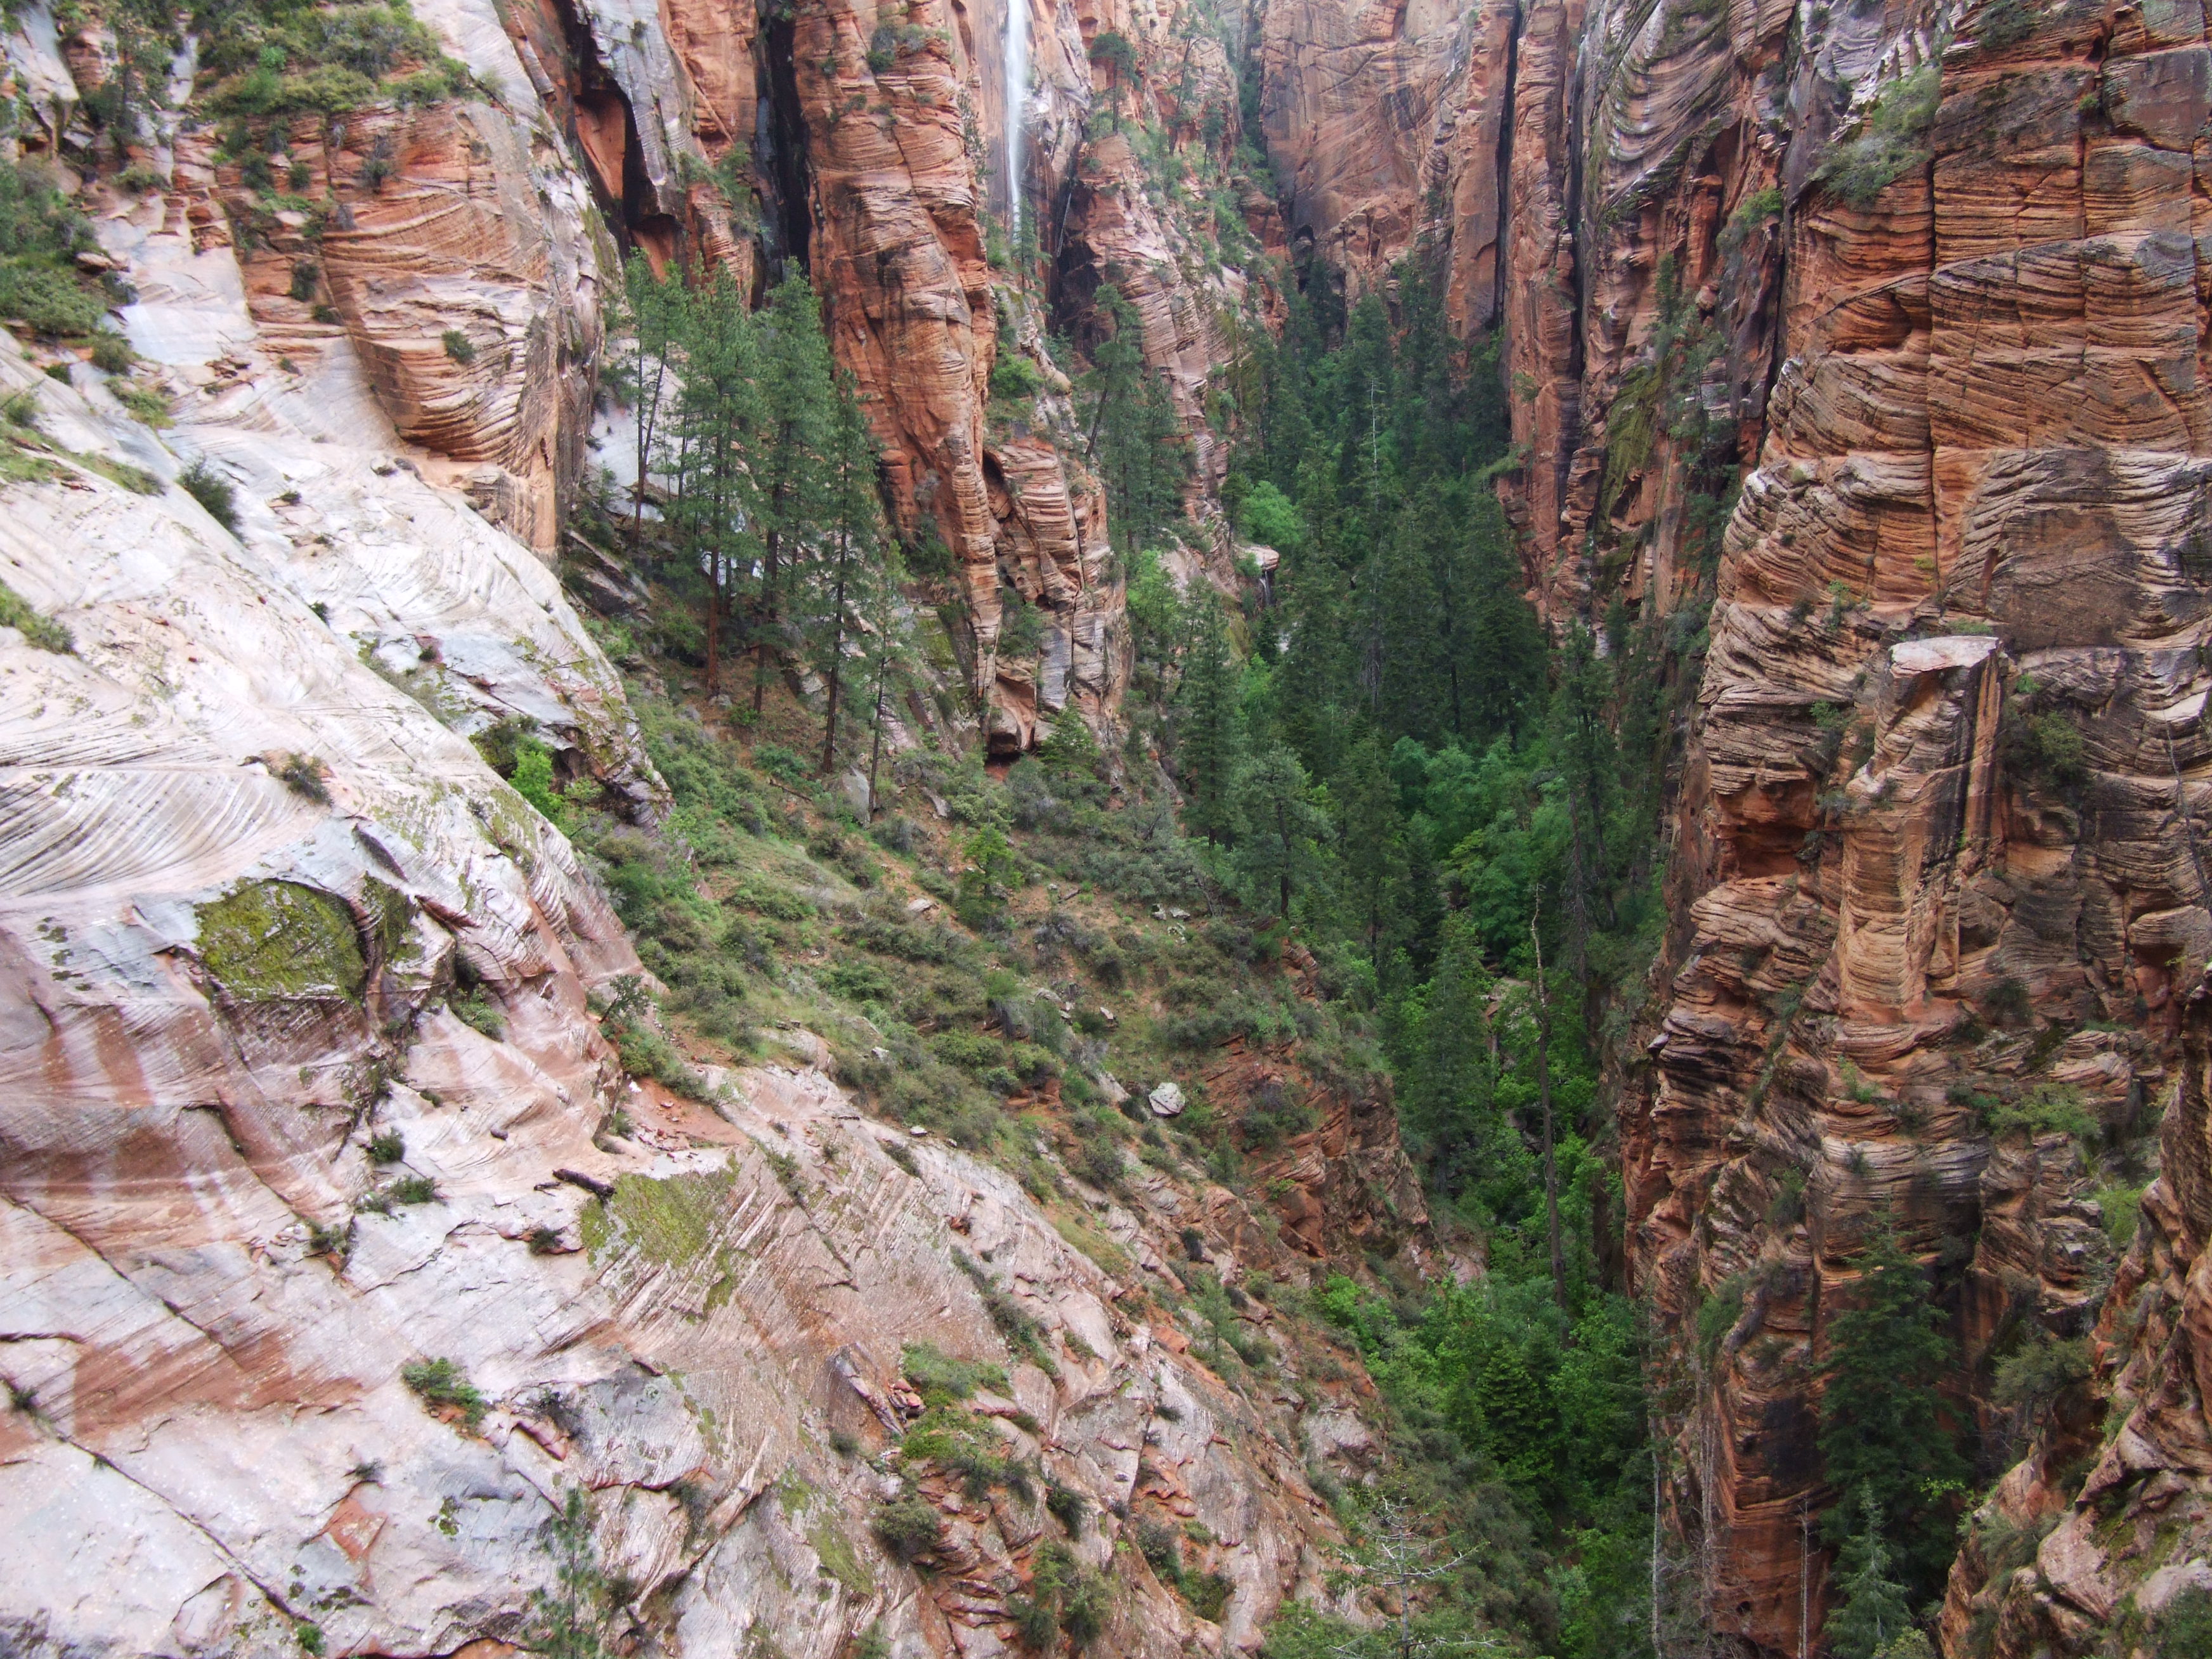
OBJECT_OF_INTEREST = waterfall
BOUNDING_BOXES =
[1004,0,1027,243]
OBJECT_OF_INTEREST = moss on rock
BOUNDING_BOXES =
[197,880,367,1000]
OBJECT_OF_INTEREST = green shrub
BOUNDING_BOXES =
[1981,1082,2098,1145]
[1992,1332,2090,1416]
[990,352,1044,402]
[999,590,1046,658]
[179,460,242,533]
[1135,1515,1183,1577]
[823,958,894,1002]
[902,1342,1008,1404]
[1816,66,1941,205]
[2095,1181,2144,1247]
[2159,1586,2212,1658]
[112,378,172,426]
[88,332,134,373]
[1008,1596,1057,1649]
[1720,185,1785,250]
[1181,1570,1232,1623]
[0,157,110,339]
[0,577,71,653]
[871,1494,941,1562]
[441,327,476,364]
[276,752,331,803]
[0,262,109,335]
[368,1129,405,1162]
[509,735,568,827]
[2019,710,2088,790]
[198,1,472,117]
[387,1174,439,1204]
[1044,1481,1088,1534]
[1239,1079,1317,1149]
[450,985,506,1041]
[1074,1140,1124,1190]
[752,741,813,785]
[401,1355,487,1428]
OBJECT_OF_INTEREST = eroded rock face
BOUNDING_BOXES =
[0,2,1429,1655]
[1252,0,2212,1633]
[1566,0,2212,1650]
[1258,0,1517,334]
[0,313,1393,1659]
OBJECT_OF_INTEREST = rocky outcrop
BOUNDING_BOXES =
[0,10,1411,1649]
[1252,0,2212,1639]
[0,211,1379,1659]
[1552,0,2212,1651]
[1939,983,2212,1658]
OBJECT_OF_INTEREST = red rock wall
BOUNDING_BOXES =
[1258,0,1518,334]
[1259,0,2212,1644]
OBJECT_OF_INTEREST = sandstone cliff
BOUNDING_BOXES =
[521,0,1264,752]
[0,3,1415,1655]
[1256,0,2212,1646]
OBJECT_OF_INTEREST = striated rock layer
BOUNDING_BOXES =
[1259,0,2212,1642]
[0,3,1423,1655]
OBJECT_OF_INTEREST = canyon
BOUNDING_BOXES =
[4,0,2212,1650]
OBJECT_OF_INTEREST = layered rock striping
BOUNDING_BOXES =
[1260,0,2212,1646]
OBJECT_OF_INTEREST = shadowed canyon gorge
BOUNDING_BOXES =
[4,0,2212,1652]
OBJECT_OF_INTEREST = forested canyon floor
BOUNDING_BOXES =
[4,0,2212,1653]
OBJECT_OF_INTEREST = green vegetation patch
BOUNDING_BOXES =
[0,576,71,653]
[1816,65,1941,206]
[0,159,124,342]
[196,0,478,117]
[901,1341,1008,1405]
[401,1355,487,1429]
[590,1163,738,1266]
[196,880,366,999]
[808,1513,874,1595]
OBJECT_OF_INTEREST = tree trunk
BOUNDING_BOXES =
[819,531,849,774]
[632,340,667,561]
[865,666,888,821]
[1532,911,1566,1310]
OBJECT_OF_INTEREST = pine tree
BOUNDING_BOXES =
[1229,743,1328,918]
[1174,595,1244,843]
[813,371,887,774]
[528,1487,608,1659]
[1085,285,1187,552]
[660,272,764,696]
[1273,554,1355,781]
[1818,1218,1969,1599]
[1457,488,1543,740]
[752,271,839,710]
[1399,916,1497,1197]
[617,253,685,559]
[1823,1490,1916,1659]
[1548,622,1619,1005]
[1337,735,1406,960]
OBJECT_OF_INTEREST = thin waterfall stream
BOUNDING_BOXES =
[1004,0,1027,242]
